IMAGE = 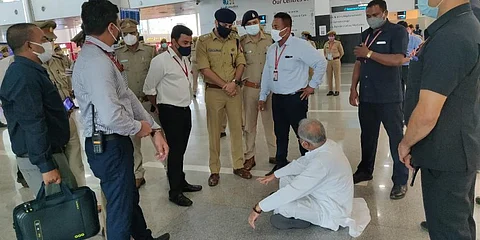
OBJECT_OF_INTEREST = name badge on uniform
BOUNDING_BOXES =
[273,70,279,81]
[120,59,129,63]
[376,41,387,45]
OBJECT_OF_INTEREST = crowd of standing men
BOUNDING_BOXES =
[1,0,480,239]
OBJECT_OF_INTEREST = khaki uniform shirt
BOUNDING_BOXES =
[323,40,345,59]
[240,32,272,83]
[196,31,246,84]
[190,42,197,63]
[44,55,72,101]
[116,43,157,98]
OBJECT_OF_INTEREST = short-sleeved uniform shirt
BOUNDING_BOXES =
[405,3,480,172]
[196,30,246,84]
[358,20,408,103]
[44,55,72,101]
[240,32,272,83]
[116,43,157,98]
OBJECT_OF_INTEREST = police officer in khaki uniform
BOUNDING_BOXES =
[115,18,158,189]
[240,10,276,171]
[191,36,199,97]
[34,21,87,187]
[196,8,251,186]
[324,30,344,96]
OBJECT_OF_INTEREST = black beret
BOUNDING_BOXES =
[242,10,259,26]
[215,8,236,24]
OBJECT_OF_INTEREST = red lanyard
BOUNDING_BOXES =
[85,41,124,72]
[364,30,383,48]
[170,51,189,79]
[274,45,287,70]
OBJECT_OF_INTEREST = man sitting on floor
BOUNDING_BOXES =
[248,119,370,237]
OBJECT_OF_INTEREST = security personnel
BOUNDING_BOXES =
[240,10,276,170]
[158,38,168,54]
[323,30,344,96]
[35,20,87,187]
[115,18,158,189]
[191,36,199,97]
[400,0,480,239]
[1,45,8,59]
[301,31,317,48]
[196,8,251,187]
[351,0,409,200]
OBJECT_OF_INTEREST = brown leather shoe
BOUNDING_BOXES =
[269,157,277,165]
[244,157,256,171]
[208,174,220,187]
[233,168,253,179]
[136,178,146,189]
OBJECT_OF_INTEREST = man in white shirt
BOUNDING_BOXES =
[259,12,327,176]
[144,25,202,207]
[248,119,370,237]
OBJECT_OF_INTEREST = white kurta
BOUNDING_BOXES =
[259,139,371,237]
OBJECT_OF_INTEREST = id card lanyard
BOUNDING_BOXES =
[363,31,382,63]
[85,41,124,72]
[274,45,287,81]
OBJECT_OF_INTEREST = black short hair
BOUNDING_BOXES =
[171,25,193,41]
[81,0,119,36]
[6,23,37,54]
[274,12,292,27]
[367,0,388,12]
[397,21,408,28]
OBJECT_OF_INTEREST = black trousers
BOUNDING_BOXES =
[272,92,308,168]
[158,104,192,197]
[85,136,152,240]
[356,102,409,185]
[401,65,409,96]
[422,168,476,240]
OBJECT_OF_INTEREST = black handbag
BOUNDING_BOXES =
[13,182,100,240]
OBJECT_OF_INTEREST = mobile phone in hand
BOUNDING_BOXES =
[63,97,75,111]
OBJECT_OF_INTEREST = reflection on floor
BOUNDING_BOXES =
[1,64,478,240]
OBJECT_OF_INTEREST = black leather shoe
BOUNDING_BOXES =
[326,91,334,96]
[154,233,170,240]
[220,132,227,138]
[183,184,202,192]
[333,91,340,96]
[390,185,408,200]
[169,194,193,207]
[353,171,373,184]
[420,221,428,231]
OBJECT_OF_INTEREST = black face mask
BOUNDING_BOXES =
[217,24,232,38]
[178,45,191,56]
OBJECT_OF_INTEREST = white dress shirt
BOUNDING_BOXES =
[143,47,193,107]
[259,36,327,101]
[259,139,371,237]
[72,36,160,137]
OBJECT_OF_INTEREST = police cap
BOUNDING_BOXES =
[34,20,57,41]
[120,18,139,34]
[215,8,236,24]
[242,10,259,26]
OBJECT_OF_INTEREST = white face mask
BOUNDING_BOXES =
[123,34,138,46]
[245,24,260,36]
[271,27,287,42]
[30,41,53,63]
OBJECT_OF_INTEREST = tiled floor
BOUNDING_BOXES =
[1,65,479,239]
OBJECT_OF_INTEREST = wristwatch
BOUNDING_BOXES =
[150,128,163,137]
[253,203,262,214]
[366,50,374,59]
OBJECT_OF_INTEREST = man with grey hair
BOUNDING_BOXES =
[248,119,370,237]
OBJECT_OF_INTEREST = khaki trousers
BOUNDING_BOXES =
[192,63,199,94]
[65,117,86,186]
[327,59,341,92]
[243,87,276,159]
[206,88,244,173]
[131,101,162,179]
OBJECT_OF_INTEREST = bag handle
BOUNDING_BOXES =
[36,181,74,201]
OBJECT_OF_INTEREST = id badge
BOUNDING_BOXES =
[273,70,278,81]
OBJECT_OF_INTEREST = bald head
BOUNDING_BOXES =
[298,119,327,147]
[6,23,38,54]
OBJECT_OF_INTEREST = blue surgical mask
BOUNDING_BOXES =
[418,0,445,19]
[161,43,168,48]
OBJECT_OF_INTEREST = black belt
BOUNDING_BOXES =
[158,104,190,110]
[86,133,124,142]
